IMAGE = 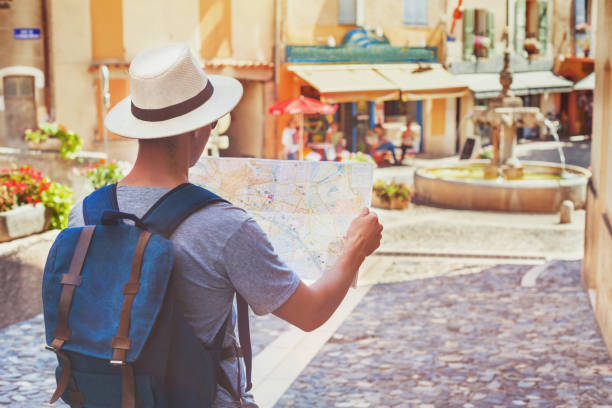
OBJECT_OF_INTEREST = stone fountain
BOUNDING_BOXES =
[414,29,591,213]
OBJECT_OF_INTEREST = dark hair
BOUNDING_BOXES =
[373,124,383,130]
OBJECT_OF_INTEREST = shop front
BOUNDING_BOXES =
[280,62,467,158]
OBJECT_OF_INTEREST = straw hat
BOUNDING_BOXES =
[104,43,243,139]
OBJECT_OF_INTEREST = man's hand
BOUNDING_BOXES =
[345,207,383,261]
[274,207,383,332]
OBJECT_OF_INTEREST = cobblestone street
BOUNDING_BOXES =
[0,186,610,407]
[276,261,612,407]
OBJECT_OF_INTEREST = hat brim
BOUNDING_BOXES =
[104,75,243,139]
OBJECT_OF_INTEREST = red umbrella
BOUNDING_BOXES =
[269,96,337,159]
[268,95,338,115]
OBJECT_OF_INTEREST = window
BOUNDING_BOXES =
[338,0,363,26]
[3,76,37,143]
[463,9,495,60]
[514,0,548,57]
[403,0,428,26]
[574,0,593,57]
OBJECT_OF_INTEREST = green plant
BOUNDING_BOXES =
[25,122,83,160]
[0,185,16,212]
[345,151,376,165]
[79,160,126,189]
[0,166,73,229]
[373,180,413,202]
[40,181,73,229]
[478,145,493,160]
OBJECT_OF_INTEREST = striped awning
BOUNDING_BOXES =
[456,71,574,99]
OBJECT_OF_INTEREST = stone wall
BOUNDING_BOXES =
[0,147,106,202]
[581,0,612,360]
[0,230,58,329]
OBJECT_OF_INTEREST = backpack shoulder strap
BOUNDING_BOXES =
[82,184,119,225]
[141,183,227,237]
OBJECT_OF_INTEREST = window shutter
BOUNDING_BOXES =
[403,0,428,26]
[463,8,475,60]
[338,0,356,25]
[514,0,526,54]
[538,0,548,53]
[487,11,495,55]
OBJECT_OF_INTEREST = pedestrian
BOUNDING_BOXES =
[400,121,419,162]
[64,43,383,407]
[373,124,401,165]
[282,116,300,160]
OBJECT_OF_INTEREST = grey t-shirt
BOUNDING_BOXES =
[68,185,301,407]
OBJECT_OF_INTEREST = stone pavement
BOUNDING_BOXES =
[0,311,290,407]
[275,260,612,407]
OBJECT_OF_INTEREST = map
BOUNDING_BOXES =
[190,157,374,282]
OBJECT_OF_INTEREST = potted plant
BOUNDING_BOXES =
[0,166,73,242]
[523,37,541,57]
[575,22,591,34]
[372,180,390,209]
[76,159,131,189]
[473,35,491,59]
[372,180,413,210]
[478,145,494,160]
[24,122,83,160]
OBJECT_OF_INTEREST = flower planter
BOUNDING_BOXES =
[27,138,62,151]
[390,197,410,210]
[0,203,49,243]
[371,193,391,209]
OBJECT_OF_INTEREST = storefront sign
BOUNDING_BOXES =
[14,28,41,40]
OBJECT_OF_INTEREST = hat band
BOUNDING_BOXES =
[131,81,214,122]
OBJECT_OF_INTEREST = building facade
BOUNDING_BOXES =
[581,0,612,359]
[448,0,578,149]
[0,0,49,149]
[277,0,467,157]
[1,0,277,161]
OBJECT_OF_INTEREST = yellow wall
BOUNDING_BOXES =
[283,0,444,47]
[90,0,124,60]
[431,98,446,136]
[199,0,232,59]
[95,75,129,142]
[582,0,612,360]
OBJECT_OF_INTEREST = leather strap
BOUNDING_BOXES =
[49,351,73,403]
[51,226,96,350]
[112,230,152,363]
[236,293,252,391]
[121,364,136,408]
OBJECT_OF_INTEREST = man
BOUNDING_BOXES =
[68,43,382,407]
[281,117,300,160]
[400,121,419,162]
[372,124,401,165]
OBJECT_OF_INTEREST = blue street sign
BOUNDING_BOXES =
[14,28,41,40]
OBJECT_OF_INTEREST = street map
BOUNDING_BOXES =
[190,157,374,282]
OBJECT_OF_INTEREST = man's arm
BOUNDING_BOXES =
[273,208,383,332]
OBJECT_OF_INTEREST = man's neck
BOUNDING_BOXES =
[119,140,190,189]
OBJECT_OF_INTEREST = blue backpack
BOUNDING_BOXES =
[42,183,252,407]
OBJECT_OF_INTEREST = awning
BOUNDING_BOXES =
[456,71,574,99]
[574,72,594,91]
[375,63,468,101]
[287,64,399,104]
[287,63,467,103]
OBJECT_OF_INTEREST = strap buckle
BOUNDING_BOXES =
[45,345,57,352]
[110,360,126,366]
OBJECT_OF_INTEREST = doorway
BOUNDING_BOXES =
[3,75,37,146]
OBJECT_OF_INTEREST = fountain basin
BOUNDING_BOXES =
[414,161,591,213]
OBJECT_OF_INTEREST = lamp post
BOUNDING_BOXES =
[99,65,110,155]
